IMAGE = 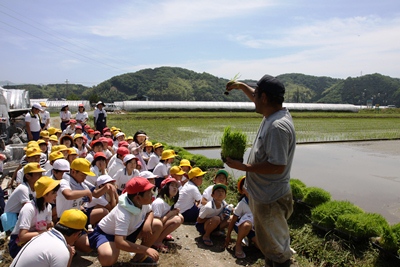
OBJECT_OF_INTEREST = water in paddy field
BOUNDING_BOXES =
[188,140,400,224]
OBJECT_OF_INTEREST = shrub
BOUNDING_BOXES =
[220,126,247,162]
[190,154,224,169]
[311,200,364,229]
[290,179,307,200]
[335,213,389,240]
[381,223,400,253]
[303,187,331,206]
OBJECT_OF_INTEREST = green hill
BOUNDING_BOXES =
[4,67,400,106]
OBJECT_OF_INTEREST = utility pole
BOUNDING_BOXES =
[65,79,69,100]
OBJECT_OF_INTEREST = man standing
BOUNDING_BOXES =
[25,103,43,141]
[93,101,107,133]
[226,75,296,267]
[10,209,88,267]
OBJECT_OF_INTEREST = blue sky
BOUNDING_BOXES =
[1,0,399,86]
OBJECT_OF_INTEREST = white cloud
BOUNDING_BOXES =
[88,0,274,39]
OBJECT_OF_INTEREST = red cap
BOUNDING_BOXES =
[75,125,82,129]
[84,124,91,129]
[118,141,129,148]
[117,147,130,157]
[94,131,101,135]
[99,137,108,142]
[123,177,155,195]
[79,103,84,107]
[94,152,106,160]
[88,129,95,134]
[161,177,179,188]
[102,127,110,133]
[104,132,112,137]
[90,139,102,147]
[69,119,77,124]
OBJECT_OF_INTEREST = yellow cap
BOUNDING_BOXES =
[179,159,192,169]
[23,141,39,151]
[39,102,47,107]
[188,167,207,179]
[23,162,45,175]
[40,130,49,138]
[153,142,163,149]
[145,141,153,147]
[161,149,176,160]
[51,145,69,153]
[49,151,64,162]
[37,139,47,146]
[34,176,60,198]
[170,166,185,175]
[126,136,133,141]
[47,127,56,135]
[237,175,246,194]
[49,135,59,142]
[68,148,78,155]
[71,158,95,176]
[25,147,42,157]
[59,209,88,231]
[73,133,83,140]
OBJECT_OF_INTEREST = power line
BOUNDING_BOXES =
[0,3,135,72]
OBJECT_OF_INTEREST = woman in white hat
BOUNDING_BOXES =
[59,104,71,131]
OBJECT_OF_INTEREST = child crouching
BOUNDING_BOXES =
[151,177,183,252]
[225,176,259,259]
[88,177,163,266]
[196,184,230,247]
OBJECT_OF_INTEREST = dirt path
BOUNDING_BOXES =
[68,223,264,267]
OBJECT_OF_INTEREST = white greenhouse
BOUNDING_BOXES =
[30,100,91,113]
[119,101,360,112]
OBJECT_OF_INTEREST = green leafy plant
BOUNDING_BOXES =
[290,178,307,200]
[303,187,331,207]
[220,126,247,162]
[224,73,241,95]
[311,200,364,229]
[335,213,389,240]
[380,223,400,253]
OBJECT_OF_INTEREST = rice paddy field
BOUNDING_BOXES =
[107,110,400,147]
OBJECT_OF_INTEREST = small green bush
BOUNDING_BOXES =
[190,154,224,169]
[290,179,307,200]
[335,213,389,239]
[311,200,364,229]
[303,187,331,206]
[380,223,400,253]
[220,126,247,162]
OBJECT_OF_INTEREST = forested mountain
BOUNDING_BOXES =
[4,67,400,106]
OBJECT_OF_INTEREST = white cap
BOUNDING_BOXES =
[97,175,115,186]
[52,159,70,171]
[140,171,157,179]
[123,154,137,163]
[116,132,125,138]
[32,103,43,111]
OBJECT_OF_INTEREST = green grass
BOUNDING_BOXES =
[107,111,400,147]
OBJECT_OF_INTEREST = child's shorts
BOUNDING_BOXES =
[181,205,199,223]
[234,224,255,240]
[89,223,144,249]
[195,222,220,235]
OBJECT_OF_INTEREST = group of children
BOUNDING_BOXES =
[1,118,258,266]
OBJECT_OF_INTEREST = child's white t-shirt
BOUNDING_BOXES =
[11,201,52,235]
[175,181,202,214]
[113,168,140,192]
[202,185,213,203]
[151,197,171,218]
[234,197,254,226]
[153,162,169,178]
[85,195,108,209]
[5,183,35,213]
[98,202,151,236]
[146,154,160,170]
[198,199,226,219]
[56,174,90,217]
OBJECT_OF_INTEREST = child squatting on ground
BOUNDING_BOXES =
[225,175,259,259]
[88,177,163,266]
[196,184,230,247]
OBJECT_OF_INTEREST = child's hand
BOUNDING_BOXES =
[224,236,231,248]
[146,247,159,262]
